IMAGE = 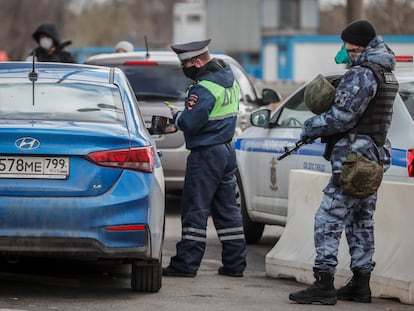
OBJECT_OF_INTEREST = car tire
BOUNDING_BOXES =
[131,258,162,293]
[236,171,265,244]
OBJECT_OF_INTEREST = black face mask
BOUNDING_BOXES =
[182,66,199,80]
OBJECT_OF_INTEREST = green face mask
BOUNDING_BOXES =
[334,44,350,64]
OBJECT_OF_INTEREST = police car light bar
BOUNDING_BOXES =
[124,61,158,66]
[408,149,414,178]
[396,55,413,63]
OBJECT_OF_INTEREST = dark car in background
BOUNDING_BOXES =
[85,51,280,191]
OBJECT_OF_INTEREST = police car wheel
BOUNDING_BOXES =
[236,171,265,244]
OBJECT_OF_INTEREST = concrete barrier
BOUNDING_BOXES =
[266,169,414,305]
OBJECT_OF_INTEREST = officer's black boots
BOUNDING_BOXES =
[336,270,372,303]
[218,266,243,277]
[162,265,196,277]
[289,271,337,305]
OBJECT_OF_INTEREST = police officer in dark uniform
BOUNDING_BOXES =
[162,39,247,277]
[28,23,75,63]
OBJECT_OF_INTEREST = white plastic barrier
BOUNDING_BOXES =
[266,169,414,305]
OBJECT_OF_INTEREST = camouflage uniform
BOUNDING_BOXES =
[302,36,396,274]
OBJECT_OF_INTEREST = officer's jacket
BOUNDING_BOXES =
[302,36,397,185]
[176,58,240,150]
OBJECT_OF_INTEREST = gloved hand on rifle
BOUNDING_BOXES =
[300,131,315,144]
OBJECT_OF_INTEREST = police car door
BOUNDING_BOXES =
[265,87,329,216]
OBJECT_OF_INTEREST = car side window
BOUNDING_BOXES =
[276,88,315,127]
[228,63,256,102]
[399,82,414,120]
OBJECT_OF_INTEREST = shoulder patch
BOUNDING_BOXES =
[187,94,199,110]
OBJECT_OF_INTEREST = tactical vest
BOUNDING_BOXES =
[352,62,399,146]
[196,80,240,120]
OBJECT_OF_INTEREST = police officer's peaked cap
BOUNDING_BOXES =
[170,39,211,61]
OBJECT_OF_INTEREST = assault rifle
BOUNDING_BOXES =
[277,137,316,161]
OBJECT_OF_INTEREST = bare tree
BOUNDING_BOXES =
[0,0,71,60]
[346,0,364,21]
[70,0,180,50]
[367,0,414,34]
[0,0,412,61]
[320,0,414,35]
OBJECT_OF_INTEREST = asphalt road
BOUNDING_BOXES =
[0,193,411,311]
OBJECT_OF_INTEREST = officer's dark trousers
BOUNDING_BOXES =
[170,142,247,274]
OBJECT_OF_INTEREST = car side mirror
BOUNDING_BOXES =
[261,88,281,105]
[250,109,271,128]
[148,115,177,135]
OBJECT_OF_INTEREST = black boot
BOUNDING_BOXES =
[289,271,337,305]
[336,270,371,303]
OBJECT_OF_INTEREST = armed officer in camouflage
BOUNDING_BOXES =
[162,39,247,278]
[289,20,399,305]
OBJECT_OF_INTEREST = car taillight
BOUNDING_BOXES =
[408,149,414,177]
[104,224,146,231]
[87,146,155,173]
[123,61,158,66]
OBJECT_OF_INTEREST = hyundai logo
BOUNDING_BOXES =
[15,137,40,151]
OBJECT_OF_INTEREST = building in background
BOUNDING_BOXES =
[72,0,414,82]
[172,0,321,80]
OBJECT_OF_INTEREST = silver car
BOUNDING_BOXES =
[85,51,280,192]
[235,59,414,244]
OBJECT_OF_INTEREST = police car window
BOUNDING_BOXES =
[228,63,256,101]
[399,82,414,120]
[276,87,315,127]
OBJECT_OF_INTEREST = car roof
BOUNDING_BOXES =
[85,50,237,66]
[0,62,118,85]
[85,50,182,65]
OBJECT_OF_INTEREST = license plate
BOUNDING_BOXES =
[0,156,69,179]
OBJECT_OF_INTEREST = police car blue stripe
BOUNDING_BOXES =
[391,148,406,167]
[235,137,407,168]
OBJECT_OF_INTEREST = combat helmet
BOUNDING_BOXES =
[304,74,336,115]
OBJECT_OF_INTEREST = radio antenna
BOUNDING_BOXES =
[145,35,150,58]
[28,49,38,106]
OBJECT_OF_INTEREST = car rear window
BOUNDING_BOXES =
[0,82,125,123]
[117,64,191,101]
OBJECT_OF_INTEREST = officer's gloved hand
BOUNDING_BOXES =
[170,106,179,116]
[164,101,179,116]
[300,132,315,144]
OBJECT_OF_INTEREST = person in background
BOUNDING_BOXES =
[114,41,134,53]
[27,23,75,63]
[289,20,398,305]
[162,39,247,278]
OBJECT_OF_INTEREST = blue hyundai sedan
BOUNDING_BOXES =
[0,62,165,292]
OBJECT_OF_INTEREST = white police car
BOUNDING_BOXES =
[235,56,414,244]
